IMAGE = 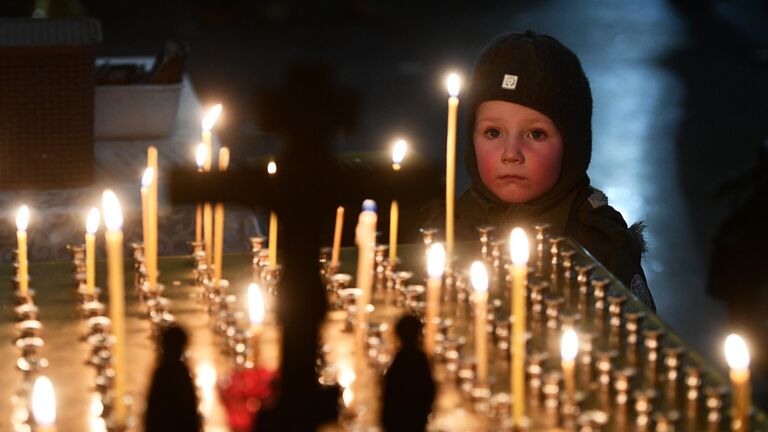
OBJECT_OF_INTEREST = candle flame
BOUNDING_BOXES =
[89,392,103,417]
[338,367,357,388]
[195,143,207,169]
[392,139,407,169]
[509,227,529,265]
[725,333,750,370]
[267,161,277,175]
[248,283,265,325]
[561,328,579,361]
[32,375,56,426]
[142,167,155,188]
[427,243,446,278]
[342,387,354,407]
[86,207,101,234]
[102,190,123,231]
[446,73,461,97]
[16,205,29,231]
[202,104,223,131]
[470,261,488,293]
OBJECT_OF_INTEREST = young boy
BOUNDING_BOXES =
[449,31,654,310]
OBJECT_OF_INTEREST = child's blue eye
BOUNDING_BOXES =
[484,128,502,139]
[528,129,547,140]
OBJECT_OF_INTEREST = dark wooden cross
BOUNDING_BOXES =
[169,64,441,430]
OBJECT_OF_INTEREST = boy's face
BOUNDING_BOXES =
[473,101,563,203]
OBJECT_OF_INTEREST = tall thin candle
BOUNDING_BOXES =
[248,282,265,365]
[330,206,345,269]
[102,190,127,426]
[147,147,158,290]
[509,227,529,426]
[202,105,222,266]
[425,243,446,358]
[389,139,406,262]
[213,147,230,283]
[85,208,100,294]
[725,334,751,431]
[355,200,378,339]
[470,261,489,385]
[445,73,460,262]
[267,161,278,267]
[561,328,578,398]
[16,205,30,296]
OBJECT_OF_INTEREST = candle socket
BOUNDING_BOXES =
[419,227,437,251]
[534,223,551,277]
[527,351,549,404]
[684,366,702,403]
[374,245,388,293]
[608,294,627,329]
[495,319,511,352]
[577,331,596,386]
[490,240,504,276]
[549,237,564,293]
[634,389,657,430]
[654,410,680,432]
[576,410,610,432]
[643,328,665,387]
[625,310,645,346]
[595,350,618,389]
[528,280,549,319]
[704,385,726,427]
[14,301,38,321]
[545,296,564,330]
[391,272,412,308]
[614,367,637,405]
[477,225,495,261]
[559,248,576,292]
[543,371,563,411]
[663,346,685,385]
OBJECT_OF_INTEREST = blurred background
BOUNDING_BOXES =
[3,0,768,402]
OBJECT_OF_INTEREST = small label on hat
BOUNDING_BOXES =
[501,74,518,90]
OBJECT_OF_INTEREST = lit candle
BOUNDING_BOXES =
[202,105,222,266]
[330,206,345,269]
[16,205,30,296]
[32,375,56,432]
[725,333,751,431]
[470,260,489,386]
[195,143,206,244]
[425,242,446,358]
[213,147,230,283]
[561,327,578,398]
[509,227,529,426]
[267,161,278,267]
[445,73,460,262]
[102,190,127,426]
[147,147,159,291]
[338,366,357,409]
[141,167,157,290]
[85,208,100,295]
[248,282,265,366]
[389,139,407,262]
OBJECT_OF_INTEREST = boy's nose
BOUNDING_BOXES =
[501,137,524,164]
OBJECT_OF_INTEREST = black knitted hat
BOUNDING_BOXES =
[465,31,593,206]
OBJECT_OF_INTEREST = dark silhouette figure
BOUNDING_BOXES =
[381,314,436,432]
[145,324,202,432]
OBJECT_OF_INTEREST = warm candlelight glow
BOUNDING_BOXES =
[102,190,123,231]
[392,139,407,170]
[338,367,357,389]
[267,161,277,175]
[470,261,488,293]
[141,167,154,188]
[427,243,446,278]
[202,104,223,131]
[248,283,265,325]
[16,205,29,231]
[86,208,101,234]
[725,334,750,370]
[195,143,207,169]
[32,375,56,426]
[561,328,579,361]
[446,73,461,97]
[509,227,530,265]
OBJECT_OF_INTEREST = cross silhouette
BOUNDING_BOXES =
[169,64,441,430]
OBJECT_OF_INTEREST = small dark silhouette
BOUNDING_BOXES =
[145,324,202,432]
[381,314,436,432]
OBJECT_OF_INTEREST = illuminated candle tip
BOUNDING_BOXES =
[248,283,265,325]
[202,104,223,131]
[725,333,750,370]
[32,375,56,426]
[195,143,207,168]
[561,328,579,361]
[16,205,29,231]
[509,227,529,265]
[392,139,407,166]
[470,261,488,293]
[102,190,123,231]
[86,208,101,234]
[267,161,277,175]
[446,73,461,97]
[427,243,446,278]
